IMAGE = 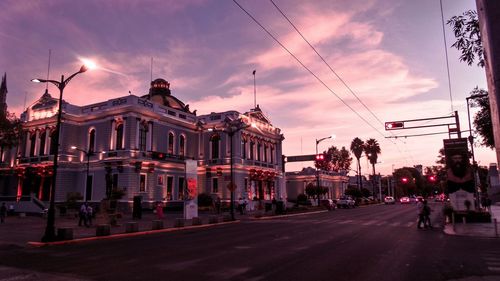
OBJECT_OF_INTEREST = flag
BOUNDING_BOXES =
[252,70,256,75]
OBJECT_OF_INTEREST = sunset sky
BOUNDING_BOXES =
[0,0,493,175]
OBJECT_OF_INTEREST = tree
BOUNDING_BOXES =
[317,145,352,172]
[364,138,381,176]
[469,87,494,149]
[350,137,364,188]
[0,111,22,158]
[305,182,327,201]
[447,10,484,67]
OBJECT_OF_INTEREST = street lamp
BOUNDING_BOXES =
[466,93,488,209]
[315,134,335,206]
[32,64,89,242]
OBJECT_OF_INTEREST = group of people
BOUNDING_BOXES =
[417,199,432,229]
[78,202,94,227]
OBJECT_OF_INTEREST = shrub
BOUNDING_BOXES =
[198,193,213,207]
[66,192,83,209]
[297,193,307,204]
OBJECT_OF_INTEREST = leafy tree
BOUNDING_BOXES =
[447,10,484,67]
[345,187,362,199]
[469,87,494,149]
[305,182,327,201]
[350,137,364,188]
[0,111,22,157]
[316,145,352,172]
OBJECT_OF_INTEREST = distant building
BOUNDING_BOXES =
[0,77,285,208]
[286,167,348,201]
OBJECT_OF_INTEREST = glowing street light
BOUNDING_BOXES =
[315,134,335,206]
[32,64,91,242]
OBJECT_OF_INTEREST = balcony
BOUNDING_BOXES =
[18,155,54,164]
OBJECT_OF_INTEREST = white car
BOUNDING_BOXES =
[384,196,396,204]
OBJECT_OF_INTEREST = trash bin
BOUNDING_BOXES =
[133,196,142,219]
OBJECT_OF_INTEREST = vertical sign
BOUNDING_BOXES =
[443,138,474,211]
[184,159,198,219]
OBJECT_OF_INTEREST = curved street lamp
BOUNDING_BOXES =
[315,134,335,206]
[32,65,89,242]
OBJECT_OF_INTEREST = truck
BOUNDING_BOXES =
[336,196,356,209]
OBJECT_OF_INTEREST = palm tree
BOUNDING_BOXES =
[364,138,381,198]
[350,138,364,189]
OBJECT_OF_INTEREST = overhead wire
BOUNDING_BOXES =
[268,0,414,164]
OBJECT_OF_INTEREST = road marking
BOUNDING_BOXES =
[362,220,377,226]
[488,267,500,272]
[337,220,353,224]
[406,222,414,227]
[389,222,400,227]
[376,221,386,226]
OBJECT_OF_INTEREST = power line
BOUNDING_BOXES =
[268,0,413,163]
[440,0,454,113]
[232,0,388,140]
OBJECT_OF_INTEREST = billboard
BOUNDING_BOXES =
[443,138,474,194]
[184,159,198,220]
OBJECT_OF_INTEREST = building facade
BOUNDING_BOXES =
[0,78,285,208]
[286,167,348,201]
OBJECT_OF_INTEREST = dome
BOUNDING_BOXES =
[144,78,191,113]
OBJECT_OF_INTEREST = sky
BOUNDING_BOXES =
[0,0,494,176]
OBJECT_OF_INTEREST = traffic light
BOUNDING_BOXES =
[401,177,409,184]
[315,154,325,161]
[428,175,436,182]
[385,121,404,130]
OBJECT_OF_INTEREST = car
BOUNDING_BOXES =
[320,199,335,210]
[337,196,356,208]
[384,196,396,204]
[416,196,424,202]
[400,197,410,204]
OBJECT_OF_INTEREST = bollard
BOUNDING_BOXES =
[174,218,184,228]
[152,220,163,230]
[57,227,74,241]
[208,215,219,224]
[192,217,202,226]
[125,222,139,233]
[96,224,111,236]
[495,218,498,238]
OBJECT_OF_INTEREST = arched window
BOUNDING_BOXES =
[210,134,220,159]
[168,132,175,154]
[139,123,147,151]
[179,135,185,156]
[88,129,96,153]
[116,124,123,150]
[257,142,262,161]
[29,133,36,157]
[249,140,254,160]
[264,144,268,162]
[270,145,274,164]
[49,131,57,155]
[241,137,247,159]
[39,131,46,156]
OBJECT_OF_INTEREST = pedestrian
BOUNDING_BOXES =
[156,201,164,219]
[86,204,93,227]
[0,203,7,223]
[417,198,425,229]
[238,198,244,215]
[215,197,221,214]
[422,200,432,228]
[243,197,248,214]
[272,198,277,215]
[484,196,492,213]
[78,202,88,227]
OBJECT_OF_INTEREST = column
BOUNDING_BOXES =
[110,120,116,150]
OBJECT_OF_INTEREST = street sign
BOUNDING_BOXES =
[285,154,316,162]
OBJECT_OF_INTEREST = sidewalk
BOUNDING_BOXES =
[443,204,500,238]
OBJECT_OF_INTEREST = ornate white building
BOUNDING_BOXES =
[0,78,285,208]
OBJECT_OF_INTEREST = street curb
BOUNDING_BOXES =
[249,210,329,220]
[26,220,240,247]
[443,224,456,235]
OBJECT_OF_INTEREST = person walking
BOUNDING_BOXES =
[0,203,7,223]
[238,198,244,215]
[416,198,425,229]
[156,201,164,220]
[86,204,93,227]
[422,200,432,228]
[78,202,88,227]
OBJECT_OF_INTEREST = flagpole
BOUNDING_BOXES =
[253,70,256,108]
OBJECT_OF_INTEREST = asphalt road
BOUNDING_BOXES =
[1,202,499,281]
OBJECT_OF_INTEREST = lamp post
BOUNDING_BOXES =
[70,146,93,201]
[466,93,488,209]
[32,65,88,242]
[315,134,335,206]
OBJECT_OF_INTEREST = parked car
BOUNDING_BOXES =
[337,196,356,208]
[400,197,410,204]
[320,199,335,210]
[384,196,396,204]
[416,196,424,202]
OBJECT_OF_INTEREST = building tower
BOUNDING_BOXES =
[0,73,7,116]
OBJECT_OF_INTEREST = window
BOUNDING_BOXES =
[210,134,220,159]
[178,177,185,200]
[29,133,36,157]
[39,131,46,156]
[168,132,174,154]
[116,124,123,150]
[88,129,95,154]
[139,123,147,151]
[257,142,261,161]
[140,173,147,192]
[249,141,254,160]
[166,176,173,200]
[242,138,247,159]
[212,178,218,193]
[270,146,274,164]
[179,135,185,157]
[264,144,268,162]
[49,131,57,155]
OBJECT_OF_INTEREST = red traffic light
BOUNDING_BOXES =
[385,122,404,130]
[316,154,325,161]
[428,175,436,182]
[401,177,409,184]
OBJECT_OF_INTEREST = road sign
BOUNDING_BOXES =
[285,155,316,162]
